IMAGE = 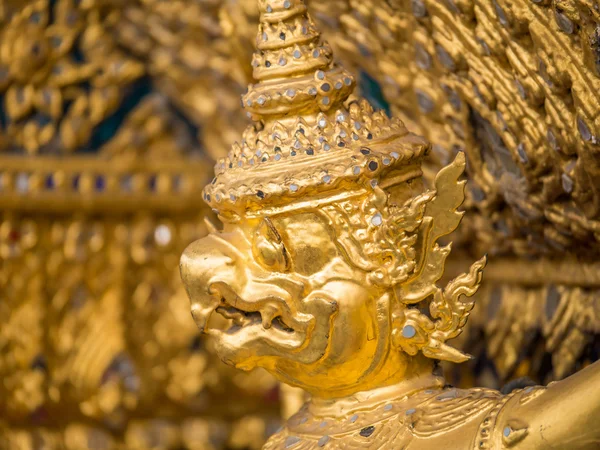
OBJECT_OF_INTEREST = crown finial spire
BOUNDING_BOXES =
[204,0,429,218]
[242,0,355,121]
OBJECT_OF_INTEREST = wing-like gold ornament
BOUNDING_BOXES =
[390,152,488,363]
[399,151,469,304]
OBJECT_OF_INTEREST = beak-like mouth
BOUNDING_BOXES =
[183,230,340,369]
[215,302,294,334]
[216,305,295,334]
[192,279,304,338]
[190,278,340,369]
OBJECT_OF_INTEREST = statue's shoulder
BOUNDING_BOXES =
[409,385,552,450]
[407,387,502,439]
[262,412,412,449]
[262,388,509,449]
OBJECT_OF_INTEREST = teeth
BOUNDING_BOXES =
[209,291,295,333]
[261,304,280,329]
[272,316,295,333]
[216,304,264,329]
[216,306,247,325]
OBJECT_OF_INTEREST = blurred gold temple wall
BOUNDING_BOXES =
[2,0,600,448]
[0,1,281,448]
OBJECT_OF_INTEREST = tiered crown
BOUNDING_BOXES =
[242,0,353,119]
[204,0,429,217]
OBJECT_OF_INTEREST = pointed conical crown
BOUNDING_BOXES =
[204,0,429,219]
[242,0,354,120]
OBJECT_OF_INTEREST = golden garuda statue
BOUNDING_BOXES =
[181,0,600,448]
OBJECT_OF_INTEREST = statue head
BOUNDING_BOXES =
[180,0,485,398]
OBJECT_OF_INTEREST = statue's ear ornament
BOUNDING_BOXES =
[390,152,487,363]
[314,151,487,363]
[392,255,487,363]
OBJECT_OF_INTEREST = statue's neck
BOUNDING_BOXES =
[306,370,444,418]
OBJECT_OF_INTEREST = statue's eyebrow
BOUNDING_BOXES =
[262,217,290,269]
[263,216,284,244]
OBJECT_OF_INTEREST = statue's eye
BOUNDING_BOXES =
[252,218,290,272]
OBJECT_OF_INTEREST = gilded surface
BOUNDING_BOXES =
[3,0,600,448]
[181,1,600,448]
[305,0,600,387]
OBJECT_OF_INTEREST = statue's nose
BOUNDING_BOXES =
[180,235,242,317]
